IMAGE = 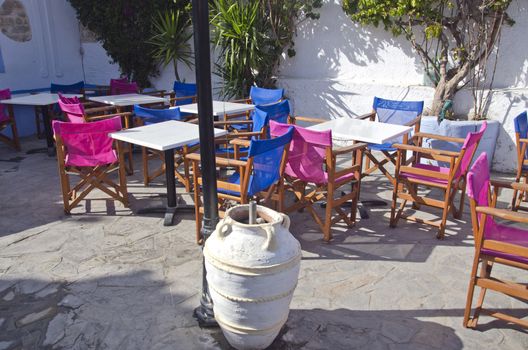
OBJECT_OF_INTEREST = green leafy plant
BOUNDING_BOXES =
[68,0,189,87]
[342,0,513,117]
[211,0,322,99]
[148,8,194,82]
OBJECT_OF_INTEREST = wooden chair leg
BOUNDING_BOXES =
[117,142,129,207]
[127,143,134,175]
[390,179,400,228]
[437,187,453,239]
[323,186,334,242]
[464,254,483,328]
[142,147,149,186]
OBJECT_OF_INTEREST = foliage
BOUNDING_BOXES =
[68,0,189,87]
[342,0,514,117]
[148,7,194,82]
[211,0,322,99]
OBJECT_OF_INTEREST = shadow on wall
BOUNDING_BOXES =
[277,2,423,118]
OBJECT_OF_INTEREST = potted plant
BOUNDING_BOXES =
[342,0,514,167]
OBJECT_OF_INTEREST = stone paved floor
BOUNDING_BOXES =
[0,137,527,349]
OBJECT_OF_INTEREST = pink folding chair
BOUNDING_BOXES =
[110,79,139,95]
[58,94,85,123]
[390,122,487,239]
[53,117,128,213]
[464,153,528,329]
[0,88,20,150]
[270,120,366,242]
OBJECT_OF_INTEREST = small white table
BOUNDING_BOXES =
[178,101,255,117]
[1,93,81,156]
[110,121,228,225]
[307,117,412,144]
[88,93,168,107]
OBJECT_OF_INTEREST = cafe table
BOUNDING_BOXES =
[110,120,228,226]
[0,93,81,156]
[178,100,255,117]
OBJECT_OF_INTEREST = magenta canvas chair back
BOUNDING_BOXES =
[58,94,85,123]
[467,152,528,264]
[110,79,138,95]
[52,116,122,167]
[455,121,487,179]
[0,88,11,123]
[270,120,332,184]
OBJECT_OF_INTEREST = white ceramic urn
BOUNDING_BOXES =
[204,205,301,350]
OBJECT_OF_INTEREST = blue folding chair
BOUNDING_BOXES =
[512,111,528,211]
[171,81,197,106]
[361,97,424,185]
[249,86,284,105]
[189,126,294,243]
[50,81,85,94]
[133,105,197,190]
[228,99,290,134]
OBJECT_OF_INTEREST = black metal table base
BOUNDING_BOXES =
[137,203,195,226]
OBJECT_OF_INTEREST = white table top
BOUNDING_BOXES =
[178,101,255,116]
[0,93,81,106]
[109,120,228,151]
[88,93,168,107]
[307,117,413,144]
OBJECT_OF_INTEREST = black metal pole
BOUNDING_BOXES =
[191,0,219,327]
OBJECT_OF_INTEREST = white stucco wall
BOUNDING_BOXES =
[1,0,527,172]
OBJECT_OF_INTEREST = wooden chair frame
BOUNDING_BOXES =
[464,180,528,329]
[511,134,528,211]
[55,136,128,214]
[390,132,479,239]
[359,111,422,185]
[0,104,21,151]
[188,137,290,244]
[280,116,367,242]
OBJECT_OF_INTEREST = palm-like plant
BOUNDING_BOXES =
[148,9,194,82]
[211,0,271,99]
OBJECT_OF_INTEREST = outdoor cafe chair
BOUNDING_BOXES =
[110,79,139,95]
[271,119,366,242]
[58,94,135,173]
[169,81,197,106]
[133,105,199,190]
[0,88,21,151]
[390,122,487,239]
[463,153,528,329]
[360,97,424,185]
[52,116,128,213]
[511,111,528,211]
[224,86,285,130]
[188,126,294,244]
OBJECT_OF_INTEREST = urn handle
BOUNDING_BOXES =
[215,218,232,239]
[280,213,290,230]
[262,226,277,251]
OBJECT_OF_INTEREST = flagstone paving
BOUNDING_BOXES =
[0,137,527,349]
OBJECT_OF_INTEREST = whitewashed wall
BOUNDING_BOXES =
[1,0,527,172]
[275,0,528,172]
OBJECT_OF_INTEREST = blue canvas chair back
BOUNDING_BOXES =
[250,86,284,106]
[254,100,290,137]
[173,81,197,106]
[251,108,271,136]
[134,105,183,125]
[246,127,293,196]
[50,81,85,94]
[514,111,528,159]
[371,96,424,147]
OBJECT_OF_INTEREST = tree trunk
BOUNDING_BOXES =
[430,81,456,116]
[173,60,181,82]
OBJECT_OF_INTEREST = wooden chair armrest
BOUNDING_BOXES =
[413,132,466,143]
[213,120,253,126]
[358,112,376,120]
[85,105,119,114]
[86,112,132,121]
[229,98,251,104]
[393,143,461,157]
[519,138,528,144]
[290,115,326,124]
[333,142,367,155]
[143,89,166,95]
[404,115,421,127]
[490,179,528,192]
[186,153,247,167]
[229,138,252,147]
[169,95,197,103]
[476,206,528,224]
